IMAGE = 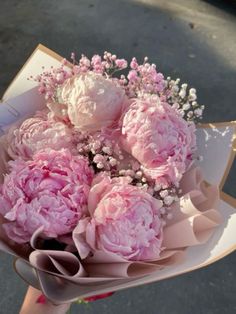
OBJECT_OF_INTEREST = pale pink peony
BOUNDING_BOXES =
[75,174,163,261]
[7,111,75,160]
[121,96,196,186]
[0,149,94,243]
[54,72,126,132]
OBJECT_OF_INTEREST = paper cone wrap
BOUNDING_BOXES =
[0,45,235,303]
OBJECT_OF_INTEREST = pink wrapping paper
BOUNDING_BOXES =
[0,44,235,303]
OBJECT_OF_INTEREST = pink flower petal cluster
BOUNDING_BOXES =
[54,72,126,132]
[75,174,163,261]
[125,57,165,97]
[7,111,75,160]
[121,96,196,186]
[35,59,72,100]
[0,149,94,243]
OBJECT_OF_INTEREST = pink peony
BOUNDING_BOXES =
[75,174,163,261]
[0,149,94,243]
[7,111,75,160]
[121,96,196,186]
[54,72,126,132]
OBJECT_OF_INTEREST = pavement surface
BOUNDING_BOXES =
[0,0,236,313]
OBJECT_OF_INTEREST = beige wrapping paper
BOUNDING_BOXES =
[0,45,235,303]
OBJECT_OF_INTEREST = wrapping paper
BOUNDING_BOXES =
[0,45,235,303]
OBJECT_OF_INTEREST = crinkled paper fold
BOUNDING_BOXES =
[0,45,235,303]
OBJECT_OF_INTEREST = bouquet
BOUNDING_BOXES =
[0,45,235,305]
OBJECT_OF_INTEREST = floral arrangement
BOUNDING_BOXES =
[0,49,221,305]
